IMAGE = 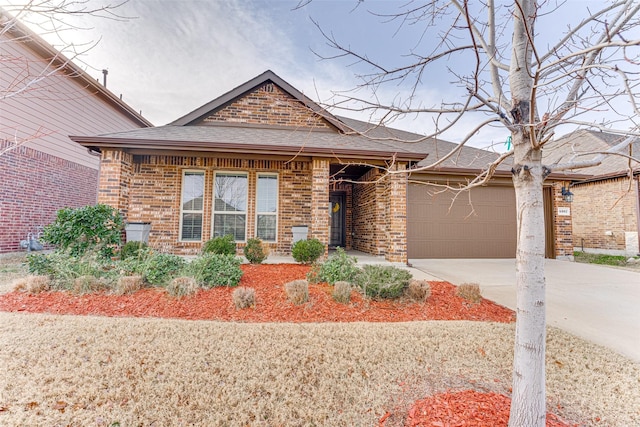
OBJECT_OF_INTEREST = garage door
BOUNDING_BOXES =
[408,184,517,258]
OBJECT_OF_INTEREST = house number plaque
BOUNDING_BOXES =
[557,207,570,216]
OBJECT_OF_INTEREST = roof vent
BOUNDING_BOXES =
[264,83,274,93]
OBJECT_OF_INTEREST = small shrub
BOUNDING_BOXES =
[203,235,236,255]
[166,276,199,298]
[232,286,256,309]
[73,275,109,294]
[115,275,144,295]
[456,283,482,303]
[284,279,309,305]
[332,281,352,304]
[187,254,243,287]
[27,251,117,290]
[243,238,268,264]
[120,241,149,260]
[308,247,359,284]
[143,253,186,286]
[19,275,50,294]
[407,279,431,302]
[291,239,324,264]
[355,265,413,299]
[41,204,123,258]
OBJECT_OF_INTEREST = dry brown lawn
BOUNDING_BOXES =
[0,253,638,426]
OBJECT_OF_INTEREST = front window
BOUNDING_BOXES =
[180,171,205,241]
[213,172,247,241]
[256,174,278,241]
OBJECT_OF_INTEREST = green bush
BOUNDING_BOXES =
[120,241,149,260]
[115,251,185,286]
[355,264,413,299]
[27,251,117,291]
[41,204,123,258]
[243,238,268,264]
[308,247,359,284]
[291,239,324,264]
[187,254,243,287]
[203,235,236,255]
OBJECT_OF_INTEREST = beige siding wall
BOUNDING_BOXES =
[0,35,146,169]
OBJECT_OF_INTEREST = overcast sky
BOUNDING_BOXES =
[4,0,638,152]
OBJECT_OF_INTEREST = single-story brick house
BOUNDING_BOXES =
[71,70,575,262]
[543,130,640,256]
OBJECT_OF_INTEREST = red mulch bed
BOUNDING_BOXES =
[0,264,514,323]
[400,390,578,427]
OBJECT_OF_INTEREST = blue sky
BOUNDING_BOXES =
[4,0,638,151]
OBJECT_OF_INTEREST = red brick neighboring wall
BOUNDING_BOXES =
[551,181,574,258]
[310,158,330,252]
[570,177,639,253]
[0,141,98,252]
[385,164,408,262]
[202,83,331,129]
[352,168,386,256]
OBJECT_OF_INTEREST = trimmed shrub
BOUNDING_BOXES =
[284,279,309,305]
[232,287,256,309]
[166,276,199,298]
[291,239,324,264]
[332,281,352,304]
[73,275,109,294]
[187,254,243,287]
[243,238,268,264]
[456,283,482,303]
[308,247,359,284]
[115,275,144,295]
[355,265,413,299]
[203,235,236,255]
[120,241,149,260]
[407,279,431,302]
[143,253,186,286]
[41,204,123,258]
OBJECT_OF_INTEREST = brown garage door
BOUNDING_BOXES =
[408,184,517,258]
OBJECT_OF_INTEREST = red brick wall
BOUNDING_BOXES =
[352,168,386,256]
[552,181,574,258]
[202,83,331,129]
[0,141,98,252]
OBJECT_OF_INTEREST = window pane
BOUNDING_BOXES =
[257,215,276,241]
[257,175,277,213]
[213,214,246,241]
[181,213,202,241]
[182,172,204,211]
[215,174,247,212]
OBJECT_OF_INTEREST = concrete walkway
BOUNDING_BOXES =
[409,258,640,363]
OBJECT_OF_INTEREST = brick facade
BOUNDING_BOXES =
[0,140,98,252]
[570,177,639,255]
[310,158,330,252]
[551,181,574,259]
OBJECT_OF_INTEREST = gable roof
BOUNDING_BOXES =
[0,8,153,128]
[543,129,640,179]
[170,70,348,132]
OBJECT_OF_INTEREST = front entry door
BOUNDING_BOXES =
[329,193,345,248]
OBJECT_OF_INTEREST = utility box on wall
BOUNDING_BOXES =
[125,222,151,243]
[291,225,309,244]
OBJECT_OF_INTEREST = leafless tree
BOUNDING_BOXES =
[0,0,127,156]
[306,1,639,426]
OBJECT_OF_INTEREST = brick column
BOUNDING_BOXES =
[386,163,408,263]
[311,158,330,250]
[552,181,574,260]
[97,149,133,220]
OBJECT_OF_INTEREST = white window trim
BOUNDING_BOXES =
[255,172,279,243]
[212,171,249,243]
[179,169,205,242]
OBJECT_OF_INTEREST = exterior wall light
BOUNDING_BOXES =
[561,186,574,203]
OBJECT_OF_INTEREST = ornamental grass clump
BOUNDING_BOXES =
[456,283,482,303]
[166,276,199,298]
[407,279,431,302]
[232,287,256,309]
[115,275,144,295]
[332,281,352,304]
[73,275,109,294]
[13,275,51,294]
[284,279,309,305]
[355,264,412,299]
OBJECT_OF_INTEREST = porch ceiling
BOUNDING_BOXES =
[330,164,372,181]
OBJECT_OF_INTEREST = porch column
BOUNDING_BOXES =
[97,149,133,220]
[552,180,574,260]
[386,163,408,263]
[311,158,330,251]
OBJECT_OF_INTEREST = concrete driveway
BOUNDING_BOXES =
[409,258,640,363]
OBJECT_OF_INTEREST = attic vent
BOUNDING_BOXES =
[264,83,274,93]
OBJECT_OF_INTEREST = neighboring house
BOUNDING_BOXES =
[543,130,640,256]
[0,12,152,253]
[71,70,574,262]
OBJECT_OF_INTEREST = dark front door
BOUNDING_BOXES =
[330,193,345,248]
